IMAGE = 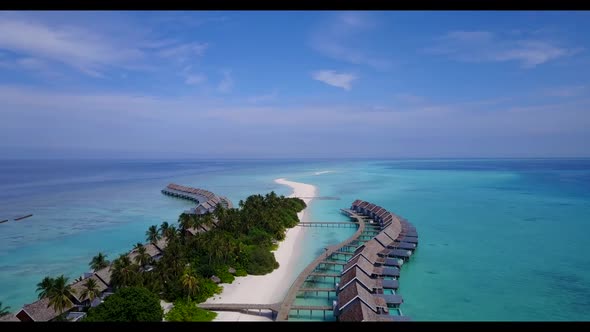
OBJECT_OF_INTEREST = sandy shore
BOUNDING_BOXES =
[206,178,316,321]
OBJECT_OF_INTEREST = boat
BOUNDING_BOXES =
[0,219,8,224]
[14,214,33,221]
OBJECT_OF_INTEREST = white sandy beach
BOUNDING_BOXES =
[205,178,316,321]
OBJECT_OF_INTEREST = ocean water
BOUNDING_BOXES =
[1,158,589,321]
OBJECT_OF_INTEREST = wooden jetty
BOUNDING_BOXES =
[197,302,282,318]
[161,183,233,213]
[276,212,367,321]
[290,305,334,320]
[296,196,340,200]
[14,214,33,221]
[297,222,358,228]
[195,200,418,322]
[332,199,419,322]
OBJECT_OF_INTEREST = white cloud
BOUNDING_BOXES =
[0,18,144,76]
[0,15,210,81]
[217,69,234,93]
[185,73,207,85]
[429,30,580,68]
[0,56,61,77]
[310,12,392,70]
[157,42,208,61]
[2,84,590,158]
[312,70,357,90]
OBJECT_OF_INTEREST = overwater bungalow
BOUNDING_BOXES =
[374,232,395,248]
[336,282,394,321]
[342,254,378,278]
[355,240,403,268]
[339,266,399,293]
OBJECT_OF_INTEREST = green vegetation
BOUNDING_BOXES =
[164,300,217,322]
[106,191,304,304]
[33,191,305,321]
[35,275,76,315]
[80,278,101,303]
[83,287,163,322]
[89,252,110,271]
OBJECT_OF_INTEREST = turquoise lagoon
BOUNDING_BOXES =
[1,158,589,321]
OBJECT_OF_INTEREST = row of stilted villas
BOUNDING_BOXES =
[13,238,169,322]
[161,184,233,215]
[334,200,418,321]
[166,184,217,201]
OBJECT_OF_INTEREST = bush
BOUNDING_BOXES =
[83,286,163,322]
[245,246,279,275]
[165,300,217,322]
[214,266,235,284]
[234,267,248,277]
[195,264,216,278]
[192,278,223,303]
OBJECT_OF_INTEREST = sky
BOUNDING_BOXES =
[0,10,589,159]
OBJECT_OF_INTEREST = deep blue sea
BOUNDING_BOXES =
[1,158,589,321]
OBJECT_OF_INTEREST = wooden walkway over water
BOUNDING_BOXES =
[296,196,341,200]
[297,221,359,228]
[198,302,282,317]
[196,206,415,322]
[276,211,367,321]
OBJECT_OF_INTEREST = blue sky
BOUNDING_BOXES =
[0,11,589,158]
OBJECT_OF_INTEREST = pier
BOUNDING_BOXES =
[161,183,233,215]
[276,211,367,321]
[297,221,359,228]
[296,196,340,200]
[197,303,282,319]
[194,200,418,322]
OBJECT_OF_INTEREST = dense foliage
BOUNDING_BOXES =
[35,275,75,315]
[33,191,305,321]
[83,287,163,322]
[105,191,305,305]
[164,300,217,322]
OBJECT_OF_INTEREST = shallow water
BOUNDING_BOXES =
[1,158,589,321]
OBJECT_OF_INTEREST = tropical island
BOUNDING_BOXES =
[8,188,306,322]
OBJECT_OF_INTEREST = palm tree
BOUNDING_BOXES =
[110,255,138,289]
[178,213,193,233]
[47,275,75,316]
[80,278,100,304]
[134,242,143,250]
[159,222,170,238]
[0,301,10,317]
[134,245,151,268]
[192,214,207,232]
[36,276,56,300]
[213,204,227,223]
[163,225,178,240]
[180,268,199,300]
[146,225,161,243]
[89,252,110,272]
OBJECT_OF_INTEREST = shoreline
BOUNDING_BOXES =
[206,178,317,321]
